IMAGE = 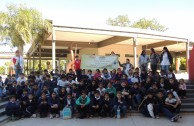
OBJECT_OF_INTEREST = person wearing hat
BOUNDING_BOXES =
[160,47,173,74]
[11,50,24,78]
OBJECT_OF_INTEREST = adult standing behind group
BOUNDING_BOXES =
[11,50,24,78]
[160,47,173,74]
[74,55,82,80]
[119,59,134,75]
[150,48,160,75]
[139,50,150,71]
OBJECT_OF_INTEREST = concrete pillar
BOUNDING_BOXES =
[39,44,42,71]
[27,58,29,75]
[186,40,190,73]
[133,37,137,68]
[33,54,35,71]
[175,57,180,73]
[52,28,56,71]
[29,57,31,72]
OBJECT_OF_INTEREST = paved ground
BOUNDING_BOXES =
[3,114,194,126]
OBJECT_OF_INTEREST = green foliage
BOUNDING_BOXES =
[0,4,52,54]
[132,18,168,32]
[107,15,131,27]
[180,57,186,70]
[0,66,5,74]
[107,15,167,32]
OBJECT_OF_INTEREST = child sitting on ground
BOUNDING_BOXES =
[49,92,60,119]
[90,91,102,117]
[113,92,127,118]
[6,95,21,120]
[38,92,49,118]
[23,94,37,118]
[76,91,90,119]
[64,94,75,114]
[178,79,187,99]
[165,92,181,114]
[101,93,113,117]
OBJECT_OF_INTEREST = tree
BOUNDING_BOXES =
[106,15,131,27]
[132,18,167,32]
[0,4,52,56]
[106,15,167,32]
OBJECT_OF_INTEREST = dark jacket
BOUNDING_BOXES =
[113,97,127,107]
[91,97,103,106]
[48,97,60,106]
[64,98,75,108]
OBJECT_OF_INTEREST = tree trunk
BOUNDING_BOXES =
[18,45,24,56]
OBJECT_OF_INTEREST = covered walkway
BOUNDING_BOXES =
[27,25,193,73]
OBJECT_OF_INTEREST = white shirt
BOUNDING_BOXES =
[57,80,69,87]
[131,77,140,83]
[96,88,106,96]
[165,98,177,104]
[161,52,170,65]
[17,77,26,84]
[11,56,24,69]
[179,83,187,90]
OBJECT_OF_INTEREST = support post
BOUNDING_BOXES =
[52,28,56,71]
[39,44,42,71]
[133,37,137,68]
[186,40,190,73]
[33,54,35,71]
[27,58,29,75]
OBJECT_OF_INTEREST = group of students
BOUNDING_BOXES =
[0,63,187,122]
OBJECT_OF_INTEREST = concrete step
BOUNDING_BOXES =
[181,103,194,109]
[186,93,194,98]
[181,98,194,103]
[0,108,5,116]
[0,96,9,102]
[186,89,194,93]
[187,85,194,89]
[0,101,8,109]
[180,108,194,113]
[0,115,10,125]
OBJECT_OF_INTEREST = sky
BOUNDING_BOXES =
[0,0,194,52]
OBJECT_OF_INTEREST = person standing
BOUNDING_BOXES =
[11,50,24,78]
[150,48,160,75]
[160,47,173,74]
[139,50,150,71]
[74,56,81,80]
[119,59,134,75]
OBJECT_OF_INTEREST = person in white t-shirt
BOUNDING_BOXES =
[17,73,26,84]
[165,92,181,114]
[160,47,173,74]
[11,50,24,78]
[96,83,106,96]
[57,75,69,88]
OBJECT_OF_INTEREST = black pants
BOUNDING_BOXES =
[39,103,49,114]
[178,90,186,97]
[76,69,82,80]
[50,107,60,114]
[6,107,21,117]
[151,64,157,75]
[101,104,112,117]
[90,106,101,116]
[77,105,89,118]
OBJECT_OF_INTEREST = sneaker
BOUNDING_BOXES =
[32,114,37,118]
[156,115,160,119]
[171,114,179,122]
[56,114,59,118]
[50,114,53,119]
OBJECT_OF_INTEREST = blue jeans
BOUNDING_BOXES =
[161,65,170,74]
[14,69,23,78]
[114,105,127,116]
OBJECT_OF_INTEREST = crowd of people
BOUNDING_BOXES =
[0,47,187,122]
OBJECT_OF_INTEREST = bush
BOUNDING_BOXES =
[0,66,5,74]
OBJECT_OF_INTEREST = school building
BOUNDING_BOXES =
[26,25,194,79]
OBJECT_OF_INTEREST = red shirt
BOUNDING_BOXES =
[74,59,81,70]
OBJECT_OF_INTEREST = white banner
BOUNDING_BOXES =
[81,55,119,70]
